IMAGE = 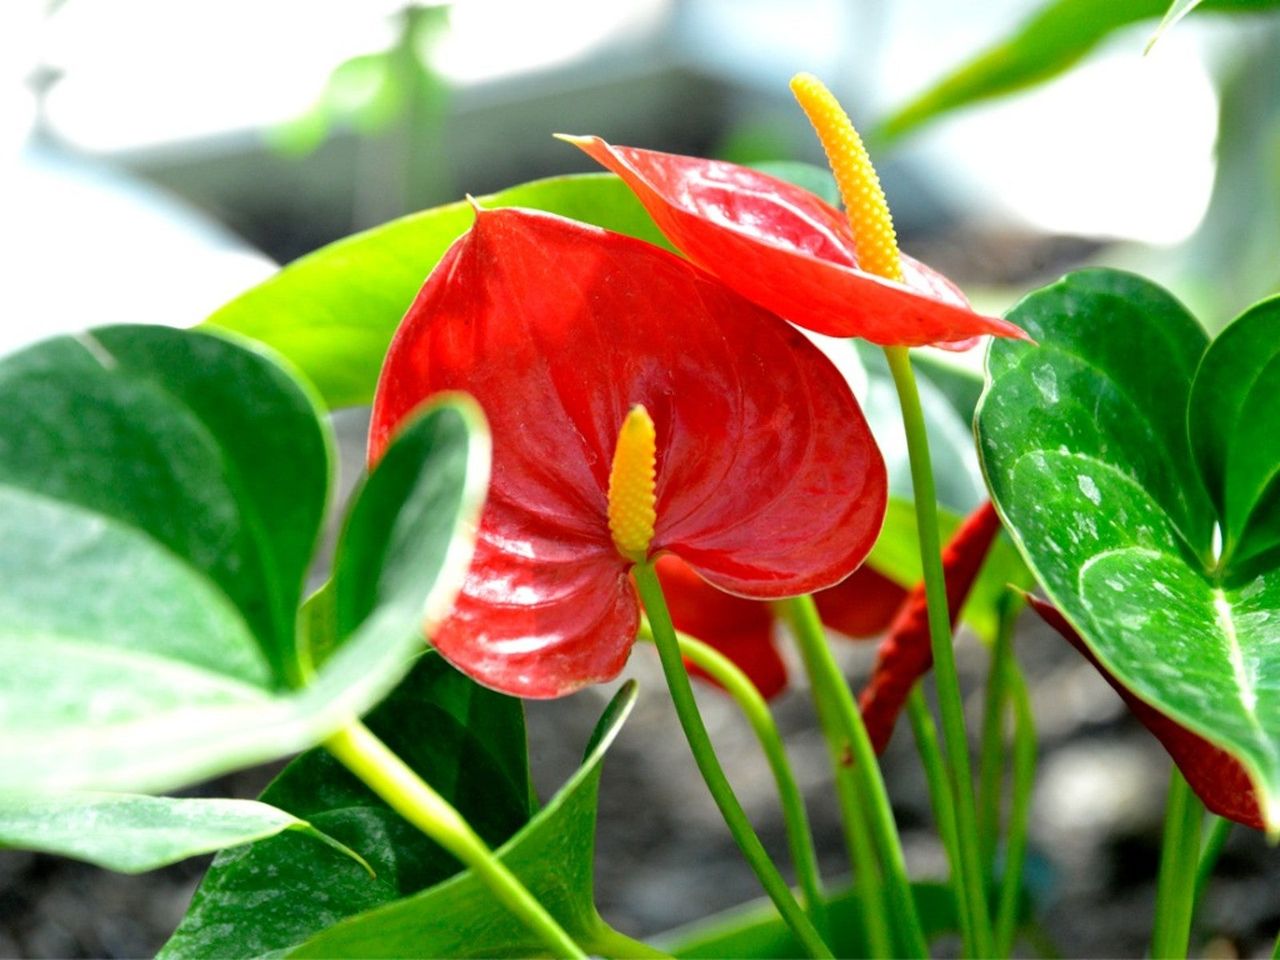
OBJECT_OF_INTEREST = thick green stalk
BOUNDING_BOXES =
[884,344,994,957]
[584,921,674,959]
[324,722,586,959]
[778,593,928,958]
[996,666,1036,957]
[637,622,829,941]
[787,617,893,958]
[907,688,971,955]
[632,562,833,960]
[1151,769,1205,959]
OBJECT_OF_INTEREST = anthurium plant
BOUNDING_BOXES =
[3,62,1279,960]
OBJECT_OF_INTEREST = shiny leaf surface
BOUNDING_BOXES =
[0,326,487,793]
[1030,596,1263,829]
[371,207,886,698]
[288,683,637,958]
[0,794,366,875]
[978,269,1280,830]
[161,654,531,958]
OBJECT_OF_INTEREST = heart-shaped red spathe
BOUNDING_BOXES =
[564,136,1028,348]
[370,206,888,698]
[1029,595,1263,831]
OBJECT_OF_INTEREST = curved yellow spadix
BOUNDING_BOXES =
[790,72,903,282]
[607,405,657,562]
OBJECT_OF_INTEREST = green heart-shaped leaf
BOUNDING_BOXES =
[0,793,367,875]
[205,173,673,410]
[160,652,532,958]
[978,269,1280,829]
[1188,298,1280,568]
[0,326,488,794]
[288,682,637,959]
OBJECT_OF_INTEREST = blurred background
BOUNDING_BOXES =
[2,0,1279,956]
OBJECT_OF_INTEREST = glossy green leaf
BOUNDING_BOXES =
[661,881,1028,958]
[1188,297,1280,567]
[286,682,637,958]
[161,653,531,958]
[978,269,1280,830]
[0,793,366,875]
[0,326,488,794]
[877,0,1280,142]
[204,173,673,409]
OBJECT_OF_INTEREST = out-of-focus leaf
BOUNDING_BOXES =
[203,174,672,410]
[661,881,1031,957]
[877,0,1280,143]
[0,794,367,875]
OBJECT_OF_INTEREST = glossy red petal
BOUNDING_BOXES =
[566,136,1027,347]
[371,206,885,697]
[860,501,1002,752]
[814,565,909,639]
[655,555,788,700]
[1029,595,1264,831]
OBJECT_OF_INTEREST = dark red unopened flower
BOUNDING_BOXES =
[860,501,1003,753]
[560,75,1026,348]
[370,206,888,698]
[656,555,907,699]
[1029,595,1263,831]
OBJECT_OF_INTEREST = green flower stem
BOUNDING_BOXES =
[1272,928,1280,960]
[996,665,1036,958]
[632,562,834,960]
[324,721,586,960]
[1151,769,1205,959]
[636,621,829,941]
[906,687,970,955]
[1193,816,1231,907]
[884,344,994,957]
[979,595,1019,878]
[791,627,893,959]
[777,593,929,958]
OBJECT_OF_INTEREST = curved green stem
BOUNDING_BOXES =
[884,344,994,957]
[632,562,833,960]
[1151,769,1204,959]
[637,621,829,940]
[1193,815,1231,908]
[997,665,1036,958]
[788,622,892,958]
[778,593,928,958]
[585,920,674,959]
[324,721,586,959]
[907,687,970,954]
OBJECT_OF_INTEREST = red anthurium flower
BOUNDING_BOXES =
[561,132,1026,348]
[370,205,887,698]
[655,556,908,700]
[860,501,1003,753]
[1029,595,1263,831]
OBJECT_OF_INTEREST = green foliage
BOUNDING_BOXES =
[877,0,1280,142]
[0,326,488,795]
[0,794,366,875]
[978,269,1280,830]
[161,653,534,958]
[165,674,635,959]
